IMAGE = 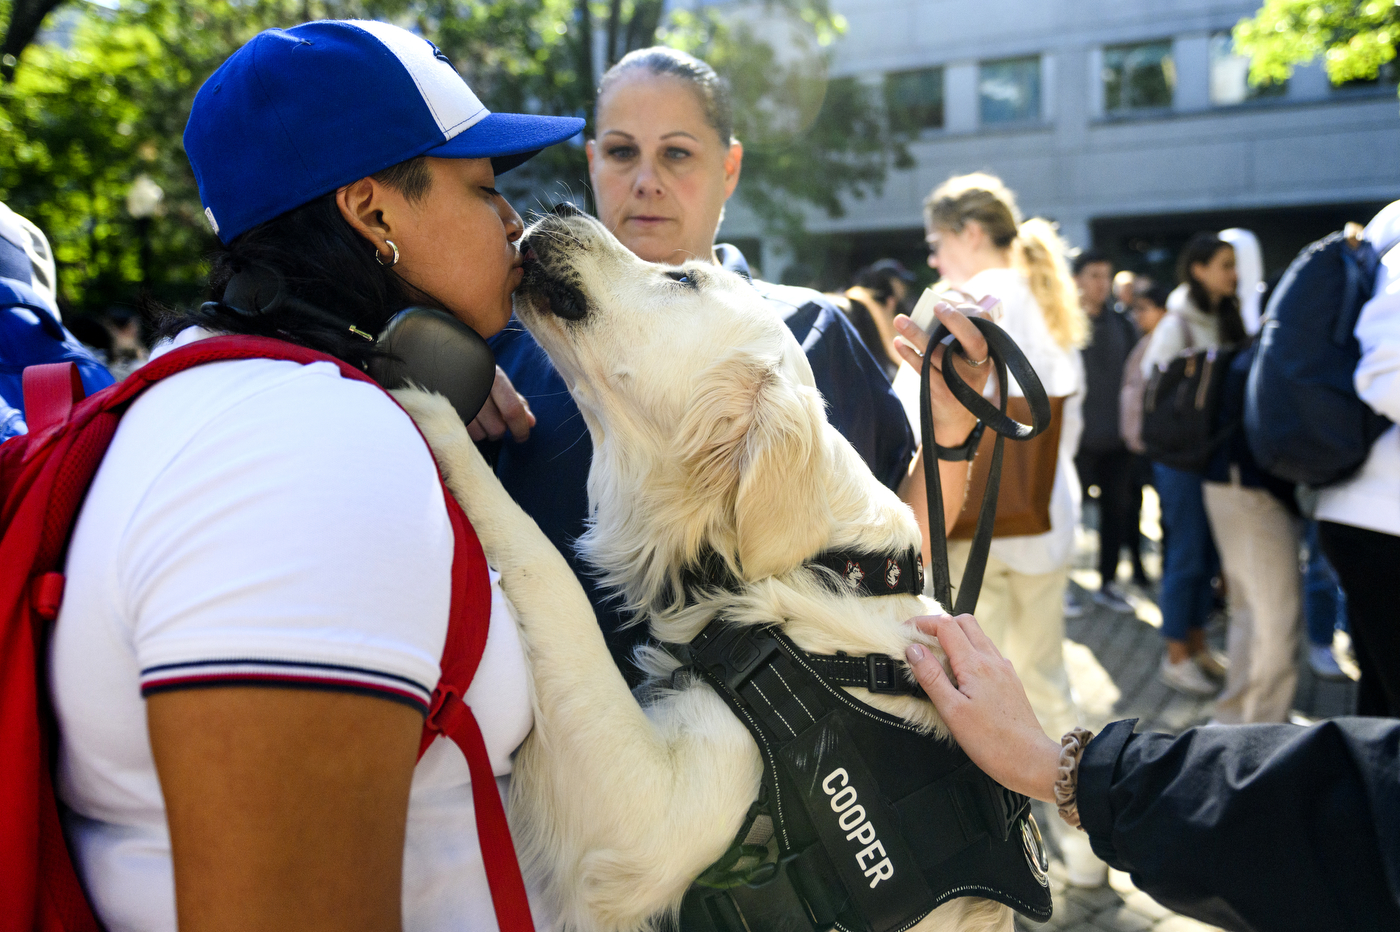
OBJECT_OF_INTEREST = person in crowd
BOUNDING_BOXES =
[1071,249,1138,613]
[103,305,149,380]
[830,258,917,379]
[1120,278,1169,588]
[1111,269,1135,314]
[912,172,1105,886]
[0,200,113,414]
[1302,518,1352,681]
[903,612,1400,931]
[1140,233,1244,697]
[1316,199,1400,717]
[483,47,992,684]
[1200,286,1304,725]
[50,21,585,930]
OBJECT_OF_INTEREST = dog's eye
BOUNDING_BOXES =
[667,271,697,288]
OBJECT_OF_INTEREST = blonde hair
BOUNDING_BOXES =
[923,172,1087,349]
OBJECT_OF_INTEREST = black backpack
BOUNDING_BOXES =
[1245,226,1393,487]
[1140,314,1238,474]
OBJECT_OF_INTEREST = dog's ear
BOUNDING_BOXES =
[733,364,834,580]
[678,353,833,580]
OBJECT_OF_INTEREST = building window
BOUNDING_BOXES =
[885,67,945,132]
[1102,40,1174,112]
[979,56,1041,124]
[1210,32,1286,104]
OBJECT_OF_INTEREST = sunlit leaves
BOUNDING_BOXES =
[1235,0,1399,94]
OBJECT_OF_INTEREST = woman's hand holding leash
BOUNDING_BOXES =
[904,614,1060,805]
[892,295,997,450]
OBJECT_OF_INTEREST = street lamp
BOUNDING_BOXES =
[126,174,163,293]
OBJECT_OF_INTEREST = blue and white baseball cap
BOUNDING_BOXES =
[184,20,585,244]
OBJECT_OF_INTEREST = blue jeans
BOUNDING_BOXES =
[1153,463,1219,642]
[1303,520,1347,647]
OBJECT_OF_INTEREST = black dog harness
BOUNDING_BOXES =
[671,309,1057,932]
[672,622,1052,932]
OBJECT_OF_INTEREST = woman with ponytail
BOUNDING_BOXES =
[916,173,1105,887]
[1139,233,1243,699]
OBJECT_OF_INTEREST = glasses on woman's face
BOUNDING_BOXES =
[925,235,940,258]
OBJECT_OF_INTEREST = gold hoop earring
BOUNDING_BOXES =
[376,240,399,268]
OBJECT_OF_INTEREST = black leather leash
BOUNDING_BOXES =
[920,313,1053,616]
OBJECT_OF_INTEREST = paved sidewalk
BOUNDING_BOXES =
[1013,506,1357,932]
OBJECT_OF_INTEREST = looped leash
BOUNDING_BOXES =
[919,311,1052,615]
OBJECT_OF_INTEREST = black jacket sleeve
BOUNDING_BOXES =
[1077,718,1400,932]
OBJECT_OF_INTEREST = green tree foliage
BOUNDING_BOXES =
[0,0,904,314]
[1235,0,1399,92]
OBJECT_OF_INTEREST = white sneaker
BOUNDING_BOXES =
[1194,649,1229,682]
[1092,583,1135,614]
[1308,644,1354,682]
[1159,656,1221,697]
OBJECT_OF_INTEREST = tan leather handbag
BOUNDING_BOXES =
[949,395,1065,539]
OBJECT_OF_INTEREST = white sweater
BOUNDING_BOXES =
[1139,285,1223,377]
[1317,201,1400,537]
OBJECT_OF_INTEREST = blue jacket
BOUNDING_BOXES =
[0,278,114,415]
[0,395,24,443]
[489,244,915,682]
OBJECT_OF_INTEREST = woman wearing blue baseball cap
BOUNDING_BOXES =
[47,20,580,932]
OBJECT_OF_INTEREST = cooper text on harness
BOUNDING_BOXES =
[822,767,895,887]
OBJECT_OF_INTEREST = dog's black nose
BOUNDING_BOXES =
[551,201,583,218]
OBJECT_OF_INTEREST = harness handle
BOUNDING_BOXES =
[919,310,1052,615]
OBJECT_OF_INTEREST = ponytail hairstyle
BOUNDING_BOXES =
[153,157,434,368]
[597,47,735,146]
[1177,232,1246,345]
[923,172,1086,349]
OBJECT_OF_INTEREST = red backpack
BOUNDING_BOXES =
[0,335,532,932]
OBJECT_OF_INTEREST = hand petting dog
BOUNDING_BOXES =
[904,613,1060,804]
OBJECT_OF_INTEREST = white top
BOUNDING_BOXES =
[1220,228,1264,336]
[1317,201,1400,537]
[1139,285,1223,377]
[50,329,535,932]
[895,269,1085,575]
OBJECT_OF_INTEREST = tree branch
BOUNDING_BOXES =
[1,0,69,81]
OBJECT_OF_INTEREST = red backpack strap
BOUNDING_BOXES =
[21,364,84,438]
[418,497,534,932]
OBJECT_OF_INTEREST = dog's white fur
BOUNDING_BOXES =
[393,212,1011,932]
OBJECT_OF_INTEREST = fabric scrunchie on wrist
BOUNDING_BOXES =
[1055,727,1095,830]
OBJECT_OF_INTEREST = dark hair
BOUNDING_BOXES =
[154,158,433,367]
[1177,232,1246,345]
[596,47,734,145]
[1071,248,1112,277]
[852,259,916,304]
[1137,281,1173,310]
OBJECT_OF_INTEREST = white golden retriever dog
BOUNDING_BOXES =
[394,210,1013,932]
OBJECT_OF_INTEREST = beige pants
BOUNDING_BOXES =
[946,542,1080,740]
[1203,481,1302,724]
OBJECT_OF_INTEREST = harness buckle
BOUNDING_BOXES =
[865,654,905,694]
[725,633,781,692]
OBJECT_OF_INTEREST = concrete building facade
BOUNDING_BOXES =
[717,0,1400,286]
